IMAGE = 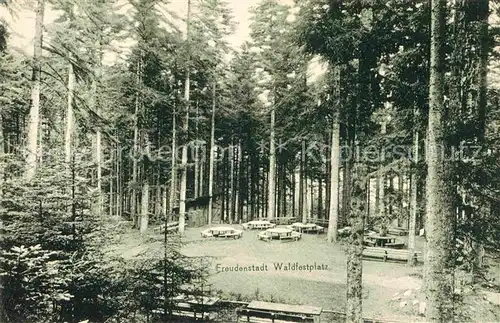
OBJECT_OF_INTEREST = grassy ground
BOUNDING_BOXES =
[107,223,500,322]
[181,225,423,321]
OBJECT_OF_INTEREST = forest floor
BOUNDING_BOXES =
[107,223,500,322]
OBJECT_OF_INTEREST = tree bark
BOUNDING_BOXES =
[25,0,45,180]
[208,82,216,225]
[346,163,364,323]
[194,101,199,198]
[64,54,75,165]
[178,0,192,234]
[131,60,141,228]
[229,141,235,223]
[424,0,456,320]
[300,141,305,223]
[408,107,419,265]
[327,106,340,243]
[140,182,149,233]
[267,106,276,220]
[169,101,177,217]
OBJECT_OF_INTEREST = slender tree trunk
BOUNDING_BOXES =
[225,152,231,221]
[155,173,161,217]
[424,0,456,320]
[299,141,305,222]
[169,101,177,217]
[117,142,122,218]
[318,176,323,218]
[264,162,268,219]
[25,0,45,180]
[328,106,340,242]
[236,144,243,222]
[267,106,276,220]
[178,0,192,234]
[109,149,114,217]
[250,156,256,219]
[65,55,75,165]
[229,141,235,223]
[93,49,103,216]
[208,82,216,225]
[131,61,141,227]
[194,101,199,198]
[140,181,149,233]
[199,156,204,196]
[341,160,351,227]
[408,107,419,265]
[378,172,385,219]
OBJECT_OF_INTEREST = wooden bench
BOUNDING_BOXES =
[363,247,423,263]
[237,301,321,323]
[385,242,405,249]
[221,232,242,239]
[236,308,315,322]
[279,235,298,242]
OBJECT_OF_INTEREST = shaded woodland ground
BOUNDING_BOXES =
[106,223,500,322]
[2,0,500,322]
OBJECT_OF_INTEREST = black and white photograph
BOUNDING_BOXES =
[1,0,500,322]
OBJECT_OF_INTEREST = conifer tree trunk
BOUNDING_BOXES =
[236,144,242,222]
[169,101,177,217]
[199,155,204,196]
[408,107,419,265]
[117,143,122,218]
[327,109,340,242]
[65,55,74,165]
[93,46,104,216]
[208,82,216,225]
[131,61,141,227]
[424,0,456,320]
[25,0,45,180]
[341,158,351,227]
[155,173,161,217]
[318,176,322,218]
[178,0,192,234]
[299,141,305,222]
[140,182,149,233]
[229,141,235,223]
[345,54,365,323]
[378,172,385,219]
[96,129,102,216]
[194,101,199,198]
[328,67,341,242]
[267,106,276,220]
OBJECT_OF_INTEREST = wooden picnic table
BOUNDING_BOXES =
[266,227,293,238]
[288,222,324,234]
[365,235,397,247]
[201,226,243,238]
[242,220,276,230]
[246,301,322,322]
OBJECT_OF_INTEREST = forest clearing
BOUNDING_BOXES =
[2,0,500,322]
